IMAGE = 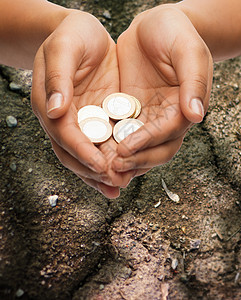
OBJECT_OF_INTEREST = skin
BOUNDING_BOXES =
[32,12,136,199]
[112,0,241,173]
[112,5,213,172]
[1,0,241,198]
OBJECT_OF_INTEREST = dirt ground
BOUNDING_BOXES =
[0,0,240,299]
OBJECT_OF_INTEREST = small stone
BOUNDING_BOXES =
[190,239,201,250]
[6,115,17,127]
[48,195,58,207]
[171,258,178,270]
[9,82,21,91]
[10,163,17,172]
[28,168,33,173]
[15,288,24,297]
[99,284,105,290]
[103,10,111,19]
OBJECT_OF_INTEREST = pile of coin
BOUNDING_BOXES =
[78,93,144,144]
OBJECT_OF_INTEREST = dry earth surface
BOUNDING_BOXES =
[0,0,240,299]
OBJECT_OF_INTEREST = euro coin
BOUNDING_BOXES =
[102,93,136,120]
[113,118,144,143]
[78,105,109,123]
[79,117,112,144]
[130,96,142,118]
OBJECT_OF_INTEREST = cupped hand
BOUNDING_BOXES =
[112,5,213,173]
[31,11,133,198]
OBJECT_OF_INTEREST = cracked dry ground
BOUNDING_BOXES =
[0,0,240,299]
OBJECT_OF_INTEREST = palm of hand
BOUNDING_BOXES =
[69,41,134,193]
[113,14,191,171]
[32,8,212,197]
[32,13,133,198]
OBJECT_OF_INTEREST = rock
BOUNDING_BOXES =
[103,10,111,19]
[9,82,22,91]
[171,258,178,270]
[48,195,58,207]
[6,115,17,127]
[190,239,201,250]
[15,288,24,297]
[9,162,17,172]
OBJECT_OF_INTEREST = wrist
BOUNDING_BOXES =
[175,0,241,61]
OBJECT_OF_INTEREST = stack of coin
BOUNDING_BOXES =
[78,105,112,144]
[78,93,143,144]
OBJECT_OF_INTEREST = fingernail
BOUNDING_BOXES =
[47,93,63,116]
[190,98,204,120]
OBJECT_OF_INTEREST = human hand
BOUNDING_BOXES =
[31,11,133,199]
[112,5,213,173]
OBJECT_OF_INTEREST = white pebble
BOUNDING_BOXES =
[48,195,58,207]
[6,116,17,127]
[171,258,178,270]
[9,82,21,91]
[10,163,17,171]
[16,288,24,297]
[103,10,111,19]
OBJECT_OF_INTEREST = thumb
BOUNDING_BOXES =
[43,35,80,119]
[173,37,213,123]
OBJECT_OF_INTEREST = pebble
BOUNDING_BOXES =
[99,284,105,290]
[6,115,17,127]
[190,239,201,250]
[103,10,111,19]
[9,82,22,91]
[48,195,58,207]
[171,258,178,270]
[10,163,17,171]
[15,288,24,297]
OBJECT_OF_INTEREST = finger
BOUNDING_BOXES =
[171,22,213,123]
[38,112,108,173]
[42,31,84,119]
[98,138,134,187]
[117,104,189,157]
[81,177,120,199]
[50,138,116,185]
[35,12,110,120]
[112,137,183,171]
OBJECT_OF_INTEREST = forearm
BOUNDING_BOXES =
[176,0,241,61]
[0,0,70,69]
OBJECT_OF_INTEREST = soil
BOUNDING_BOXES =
[0,1,240,299]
